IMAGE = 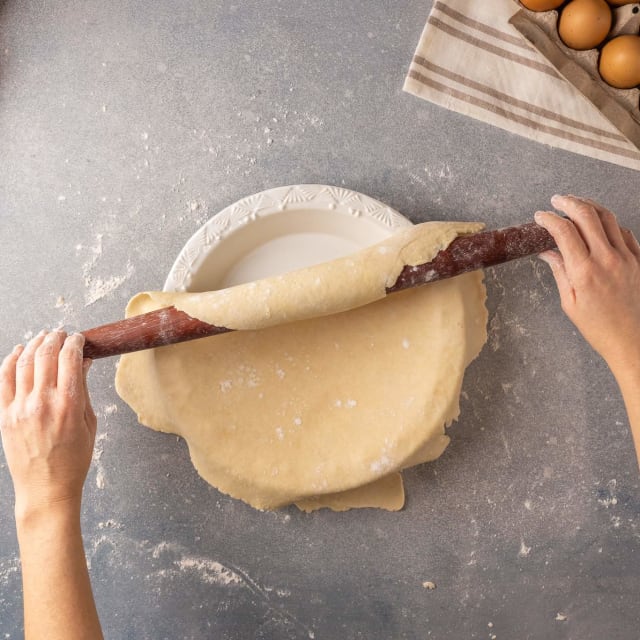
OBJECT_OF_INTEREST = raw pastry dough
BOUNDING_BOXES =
[115,222,488,511]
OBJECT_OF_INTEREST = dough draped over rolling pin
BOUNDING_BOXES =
[115,221,488,511]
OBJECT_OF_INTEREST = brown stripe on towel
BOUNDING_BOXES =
[427,15,560,79]
[408,69,640,161]
[412,56,628,143]
[434,1,531,51]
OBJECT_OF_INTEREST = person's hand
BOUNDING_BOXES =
[0,331,96,520]
[535,195,640,377]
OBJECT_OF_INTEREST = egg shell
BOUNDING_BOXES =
[558,0,613,50]
[519,0,565,10]
[511,2,640,132]
[599,34,640,87]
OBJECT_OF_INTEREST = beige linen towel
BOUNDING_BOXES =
[404,0,640,172]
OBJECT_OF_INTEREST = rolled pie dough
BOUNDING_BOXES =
[115,222,488,511]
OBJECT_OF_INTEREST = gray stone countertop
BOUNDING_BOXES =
[0,1,639,638]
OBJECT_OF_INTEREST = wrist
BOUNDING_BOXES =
[599,339,640,381]
[15,496,82,533]
[609,351,640,387]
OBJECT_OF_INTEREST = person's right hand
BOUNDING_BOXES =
[535,195,640,378]
[0,331,96,520]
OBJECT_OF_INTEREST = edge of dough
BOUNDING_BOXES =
[115,221,489,512]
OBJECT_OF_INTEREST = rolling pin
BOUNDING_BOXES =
[82,221,556,359]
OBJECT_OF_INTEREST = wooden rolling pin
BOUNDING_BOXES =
[82,221,556,359]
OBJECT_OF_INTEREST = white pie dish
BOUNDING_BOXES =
[163,184,412,292]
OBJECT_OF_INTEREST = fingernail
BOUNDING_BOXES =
[538,253,550,265]
[70,332,85,344]
[36,329,47,337]
[83,358,93,372]
[44,332,58,343]
[534,211,546,224]
[551,194,564,205]
[12,344,23,354]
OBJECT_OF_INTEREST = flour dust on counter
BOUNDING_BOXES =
[86,530,317,639]
[80,233,135,306]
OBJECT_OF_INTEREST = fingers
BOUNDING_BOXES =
[538,249,575,306]
[534,209,589,267]
[622,228,640,259]
[15,332,47,398]
[57,334,86,402]
[579,197,628,253]
[536,195,638,270]
[82,359,97,435]
[0,345,23,410]
[33,331,66,393]
[550,195,612,255]
[6,333,94,431]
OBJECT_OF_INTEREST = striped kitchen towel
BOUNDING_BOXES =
[404,0,640,172]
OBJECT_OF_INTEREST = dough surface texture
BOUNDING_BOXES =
[115,222,488,511]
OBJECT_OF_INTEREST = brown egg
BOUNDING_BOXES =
[599,34,640,87]
[558,0,612,50]
[520,0,564,10]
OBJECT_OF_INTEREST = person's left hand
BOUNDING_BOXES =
[0,331,97,519]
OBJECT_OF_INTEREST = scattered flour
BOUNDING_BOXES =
[370,454,392,474]
[149,541,251,588]
[518,540,532,558]
[175,557,243,586]
[0,558,19,587]
[84,264,134,306]
[92,433,109,490]
[81,233,135,306]
[97,520,123,530]
[52,294,74,321]
[598,478,619,508]
[90,535,296,614]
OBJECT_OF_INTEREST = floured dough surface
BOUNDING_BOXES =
[115,222,488,511]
